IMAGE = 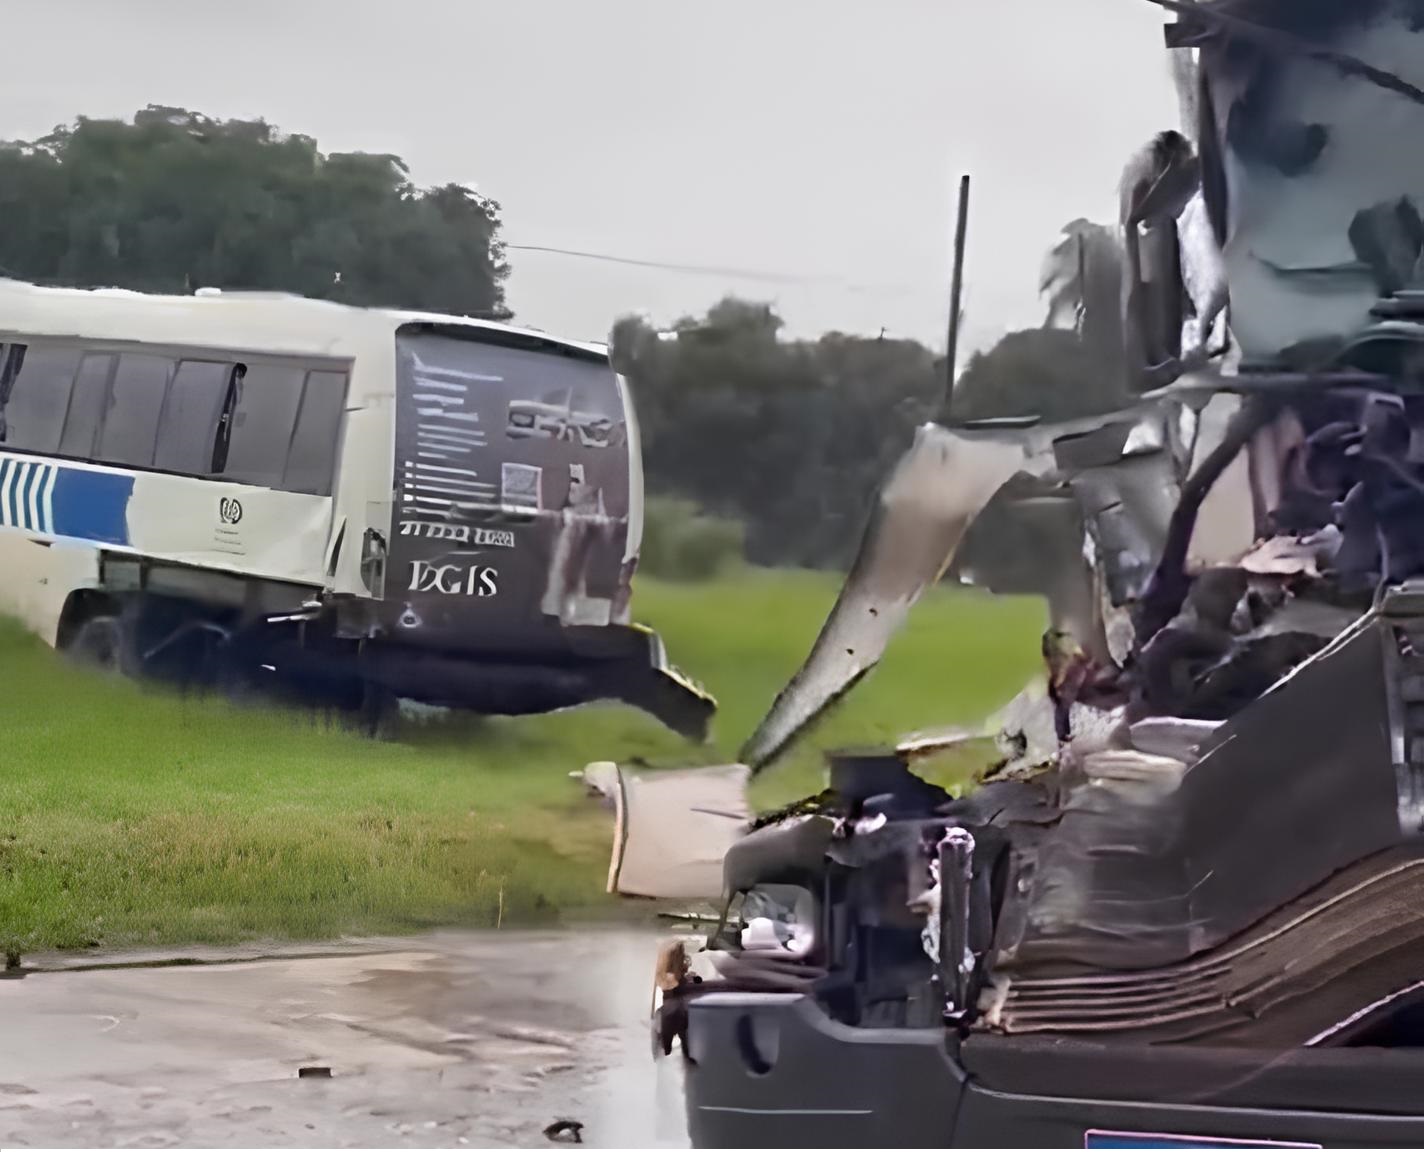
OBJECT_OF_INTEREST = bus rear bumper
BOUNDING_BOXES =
[359,623,715,740]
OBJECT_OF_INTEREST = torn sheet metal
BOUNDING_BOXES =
[1178,188,1230,356]
[979,680,1116,780]
[741,405,1197,772]
[1127,715,1224,763]
[992,613,1402,974]
[954,477,1111,665]
[1186,393,1256,567]
[1069,451,1179,606]
[985,848,1424,1048]
[1198,6,1424,358]
[604,763,750,900]
[895,727,981,761]
[1237,531,1337,577]
[739,422,1028,770]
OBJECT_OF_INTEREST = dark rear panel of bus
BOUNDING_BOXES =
[385,326,632,655]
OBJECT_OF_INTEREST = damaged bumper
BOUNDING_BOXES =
[667,707,1424,1147]
[677,991,1424,1148]
[360,621,715,740]
[679,993,965,1148]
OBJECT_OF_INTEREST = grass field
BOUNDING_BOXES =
[0,569,1043,953]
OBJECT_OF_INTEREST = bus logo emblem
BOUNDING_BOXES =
[219,497,243,525]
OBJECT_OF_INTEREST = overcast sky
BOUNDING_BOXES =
[2,0,1180,354]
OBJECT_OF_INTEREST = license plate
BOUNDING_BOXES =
[1085,1131,1321,1149]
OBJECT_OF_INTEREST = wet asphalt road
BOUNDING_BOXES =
[0,929,691,1148]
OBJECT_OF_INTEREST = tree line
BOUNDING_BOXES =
[0,106,1128,570]
[0,106,510,319]
[613,217,1131,569]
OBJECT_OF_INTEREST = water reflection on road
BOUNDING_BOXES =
[0,928,690,1148]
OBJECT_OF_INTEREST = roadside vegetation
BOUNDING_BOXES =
[0,569,1041,954]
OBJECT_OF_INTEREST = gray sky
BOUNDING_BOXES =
[2,0,1179,354]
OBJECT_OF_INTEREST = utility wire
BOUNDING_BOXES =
[504,242,928,297]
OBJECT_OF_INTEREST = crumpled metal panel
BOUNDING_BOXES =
[741,403,1202,771]
[1204,7,1424,357]
[953,477,1105,657]
[605,762,751,900]
[1185,392,1257,567]
[982,847,1424,1046]
[1070,453,1180,607]
[992,612,1400,974]
[739,422,1027,770]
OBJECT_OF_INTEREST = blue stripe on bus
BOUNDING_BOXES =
[0,456,49,533]
[17,460,41,530]
[50,466,133,545]
[0,456,132,545]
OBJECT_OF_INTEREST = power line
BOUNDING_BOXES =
[506,243,824,283]
[503,242,927,297]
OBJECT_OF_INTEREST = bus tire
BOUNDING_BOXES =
[357,681,398,740]
[210,640,257,706]
[65,614,130,675]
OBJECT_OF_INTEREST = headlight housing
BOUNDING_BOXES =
[736,883,818,958]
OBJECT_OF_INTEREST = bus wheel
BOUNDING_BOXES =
[210,643,257,707]
[356,682,398,740]
[65,615,129,674]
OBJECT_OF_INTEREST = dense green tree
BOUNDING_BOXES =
[618,216,1131,568]
[614,298,939,568]
[953,217,1130,423]
[0,106,510,317]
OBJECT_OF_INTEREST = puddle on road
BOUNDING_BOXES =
[0,928,691,1148]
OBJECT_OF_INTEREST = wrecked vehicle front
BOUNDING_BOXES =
[641,1,1424,1146]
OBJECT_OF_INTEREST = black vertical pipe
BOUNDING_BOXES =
[939,174,971,423]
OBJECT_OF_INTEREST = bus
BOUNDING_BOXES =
[0,279,714,738]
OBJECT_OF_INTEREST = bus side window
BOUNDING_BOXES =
[282,370,347,497]
[98,353,173,469]
[1,344,82,454]
[153,359,234,475]
[220,364,304,488]
[60,353,116,459]
[0,344,23,443]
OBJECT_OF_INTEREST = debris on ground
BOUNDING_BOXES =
[583,761,751,901]
[542,1118,584,1143]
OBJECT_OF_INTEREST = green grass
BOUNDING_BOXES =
[0,569,1043,953]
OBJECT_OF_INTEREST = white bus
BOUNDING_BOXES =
[0,279,713,737]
